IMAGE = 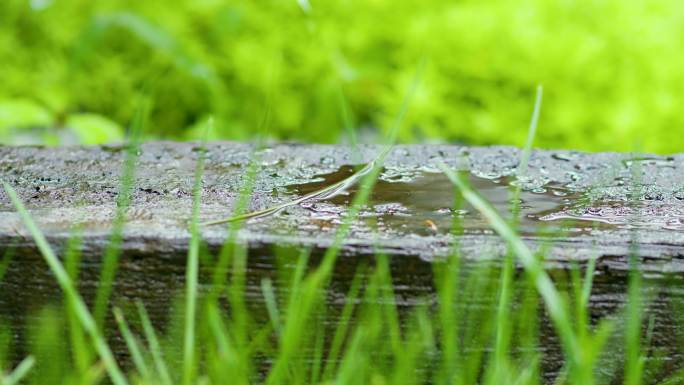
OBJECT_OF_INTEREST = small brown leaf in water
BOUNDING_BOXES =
[424,219,438,233]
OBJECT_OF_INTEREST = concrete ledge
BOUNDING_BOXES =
[2,142,684,272]
[2,142,684,378]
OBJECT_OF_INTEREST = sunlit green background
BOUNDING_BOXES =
[1,0,682,153]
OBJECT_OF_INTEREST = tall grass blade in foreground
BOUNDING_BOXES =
[183,119,209,385]
[489,84,543,382]
[321,267,364,381]
[94,98,149,329]
[112,307,151,380]
[0,356,35,385]
[2,182,128,385]
[265,60,424,385]
[203,59,426,227]
[437,161,584,381]
[63,230,93,375]
[626,154,645,385]
[518,85,543,178]
[136,301,172,385]
[0,247,13,284]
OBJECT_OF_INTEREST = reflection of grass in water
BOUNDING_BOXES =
[0,91,679,385]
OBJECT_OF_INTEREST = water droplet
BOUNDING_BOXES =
[551,153,577,162]
[566,171,580,182]
[473,171,504,180]
[435,207,469,216]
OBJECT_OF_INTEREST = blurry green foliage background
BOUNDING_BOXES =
[0,0,682,152]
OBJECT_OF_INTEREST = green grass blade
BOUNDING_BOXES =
[1,356,35,385]
[337,84,362,164]
[334,327,367,385]
[625,257,644,385]
[288,248,310,298]
[113,307,151,380]
[492,249,514,378]
[512,355,540,385]
[436,162,579,367]
[200,155,377,226]
[260,278,281,337]
[206,305,252,385]
[582,249,598,308]
[94,98,148,329]
[64,230,84,283]
[574,248,598,342]
[304,58,425,281]
[489,86,543,379]
[322,266,364,381]
[265,59,424,385]
[207,306,231,357]
[391,309,433,385]
[309,305,326,385]
[518,85,543,178]
[183,119,209,385]
[203,59,425,227]
[2,182,128,385]
[0,247,14,284]
[434,253,461,385]
[376,253,402,356]
[581,250,598,311]
[136,301,173,385]
[63,230,93,373]
[81,363,106,385]
[625,151,645,385]
[208,156,259,299]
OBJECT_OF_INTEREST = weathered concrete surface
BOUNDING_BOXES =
[2,142,684,381]
[1,141,684,271]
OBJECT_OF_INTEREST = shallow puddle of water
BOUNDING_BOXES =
[288,165,602,236]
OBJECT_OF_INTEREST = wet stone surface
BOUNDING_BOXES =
[1,142,684,270]
[2,142,684,380]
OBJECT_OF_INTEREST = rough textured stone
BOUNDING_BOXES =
[2,142,684,271]
[2,142,684,380]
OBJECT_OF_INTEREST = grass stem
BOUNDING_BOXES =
[2,181,128,385]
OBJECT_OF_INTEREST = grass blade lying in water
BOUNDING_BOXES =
[200,154,379,226]
[202,59,426,227]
